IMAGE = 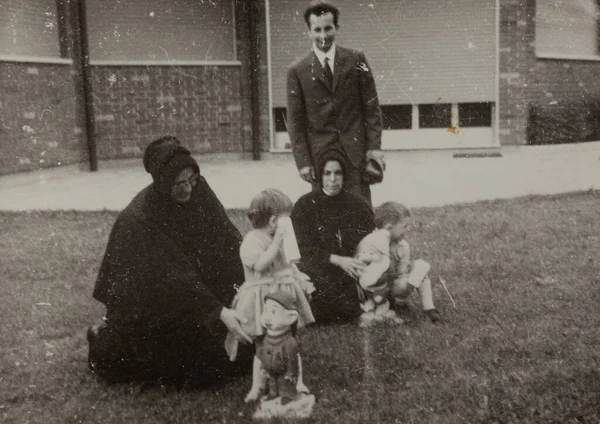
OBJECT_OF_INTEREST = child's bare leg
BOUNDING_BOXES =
[418,276,435,311]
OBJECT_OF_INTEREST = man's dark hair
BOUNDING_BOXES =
[304,2,340,27]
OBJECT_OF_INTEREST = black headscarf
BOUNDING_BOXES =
[314,146,350,192]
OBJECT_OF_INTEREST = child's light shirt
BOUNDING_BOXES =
[240,229,288,281]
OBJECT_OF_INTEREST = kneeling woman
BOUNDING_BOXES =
[291,149,376,324]
[88,137,252,386]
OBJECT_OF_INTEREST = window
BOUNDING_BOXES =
[419,104,451,128]
[0,0,60,58]
[458,103,492,127]
[536,0,600,58]
[381,105,412,130]
[86,0,235,62]
[273,108,287,132]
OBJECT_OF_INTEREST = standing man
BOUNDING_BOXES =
[286,2,384,204]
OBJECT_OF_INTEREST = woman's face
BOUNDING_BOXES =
[322,160,344,196]
[171,167,198,203]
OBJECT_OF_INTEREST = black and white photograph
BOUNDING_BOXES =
[1,0,599,422]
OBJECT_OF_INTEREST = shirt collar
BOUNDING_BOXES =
[312,43,336,68]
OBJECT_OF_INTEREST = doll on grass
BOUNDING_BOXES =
[249,291,316,419]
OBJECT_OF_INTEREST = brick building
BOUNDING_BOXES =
[1,0,599,174]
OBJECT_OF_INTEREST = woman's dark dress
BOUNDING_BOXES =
[89,176,252,384]
[291,189,375,323]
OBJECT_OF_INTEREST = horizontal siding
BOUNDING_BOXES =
[86,0,235,61]
[0,0,60,58]
[269,0,496,106]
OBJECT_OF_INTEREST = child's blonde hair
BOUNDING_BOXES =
[247,189,294,228]
[374,201,411,229]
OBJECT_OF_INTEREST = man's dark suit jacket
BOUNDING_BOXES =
[286,45,383,174]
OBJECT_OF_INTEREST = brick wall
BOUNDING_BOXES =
[533,60,600,104]
[89,65,246,159]
[499,0,600,145]
[0,62,86,175]
[499,0,536,146]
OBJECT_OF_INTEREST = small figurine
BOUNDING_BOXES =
[247,291,315,419]
[354,228,402,326]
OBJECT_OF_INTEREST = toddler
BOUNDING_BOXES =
[225,189,315,361]
[375,201,440,323]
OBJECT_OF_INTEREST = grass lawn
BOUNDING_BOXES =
[1,190,599,423]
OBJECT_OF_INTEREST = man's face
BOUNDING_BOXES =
[307,12,338,53]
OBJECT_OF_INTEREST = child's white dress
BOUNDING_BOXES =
[225,230,315,361]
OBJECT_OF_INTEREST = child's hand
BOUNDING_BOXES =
[273,222,286,245]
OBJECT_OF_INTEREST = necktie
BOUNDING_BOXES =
[323,57,333,86]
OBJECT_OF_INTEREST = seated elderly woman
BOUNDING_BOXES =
[87,136,253,386]
[291,148,376,324]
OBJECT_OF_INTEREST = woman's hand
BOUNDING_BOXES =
[220,308,252,344]
[331,255,365,279]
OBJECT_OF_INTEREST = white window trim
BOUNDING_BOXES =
[89,60,242,67]
[536,52,600,61]
[87,0,237,64]
[0,55,72,65]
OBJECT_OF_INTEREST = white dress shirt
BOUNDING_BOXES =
[312,43,336,73]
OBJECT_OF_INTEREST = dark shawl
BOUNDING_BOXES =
[93,175,243,338]
[291,187,375,270]
[292,147,375,267]
[290,148,375,322]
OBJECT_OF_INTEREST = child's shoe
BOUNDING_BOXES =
[384,309,404,325]
[360,299,376,313]
[424,308,440,323]
[392,298,411,314]
[374,299,391,316]
[359,311,375,327]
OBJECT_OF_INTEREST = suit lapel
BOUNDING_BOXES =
[332,48,346,93]
[310,51,333,92]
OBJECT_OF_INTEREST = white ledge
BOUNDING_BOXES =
[536,52,600,62]
[0,55,72,65]
[89,59,242,67]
